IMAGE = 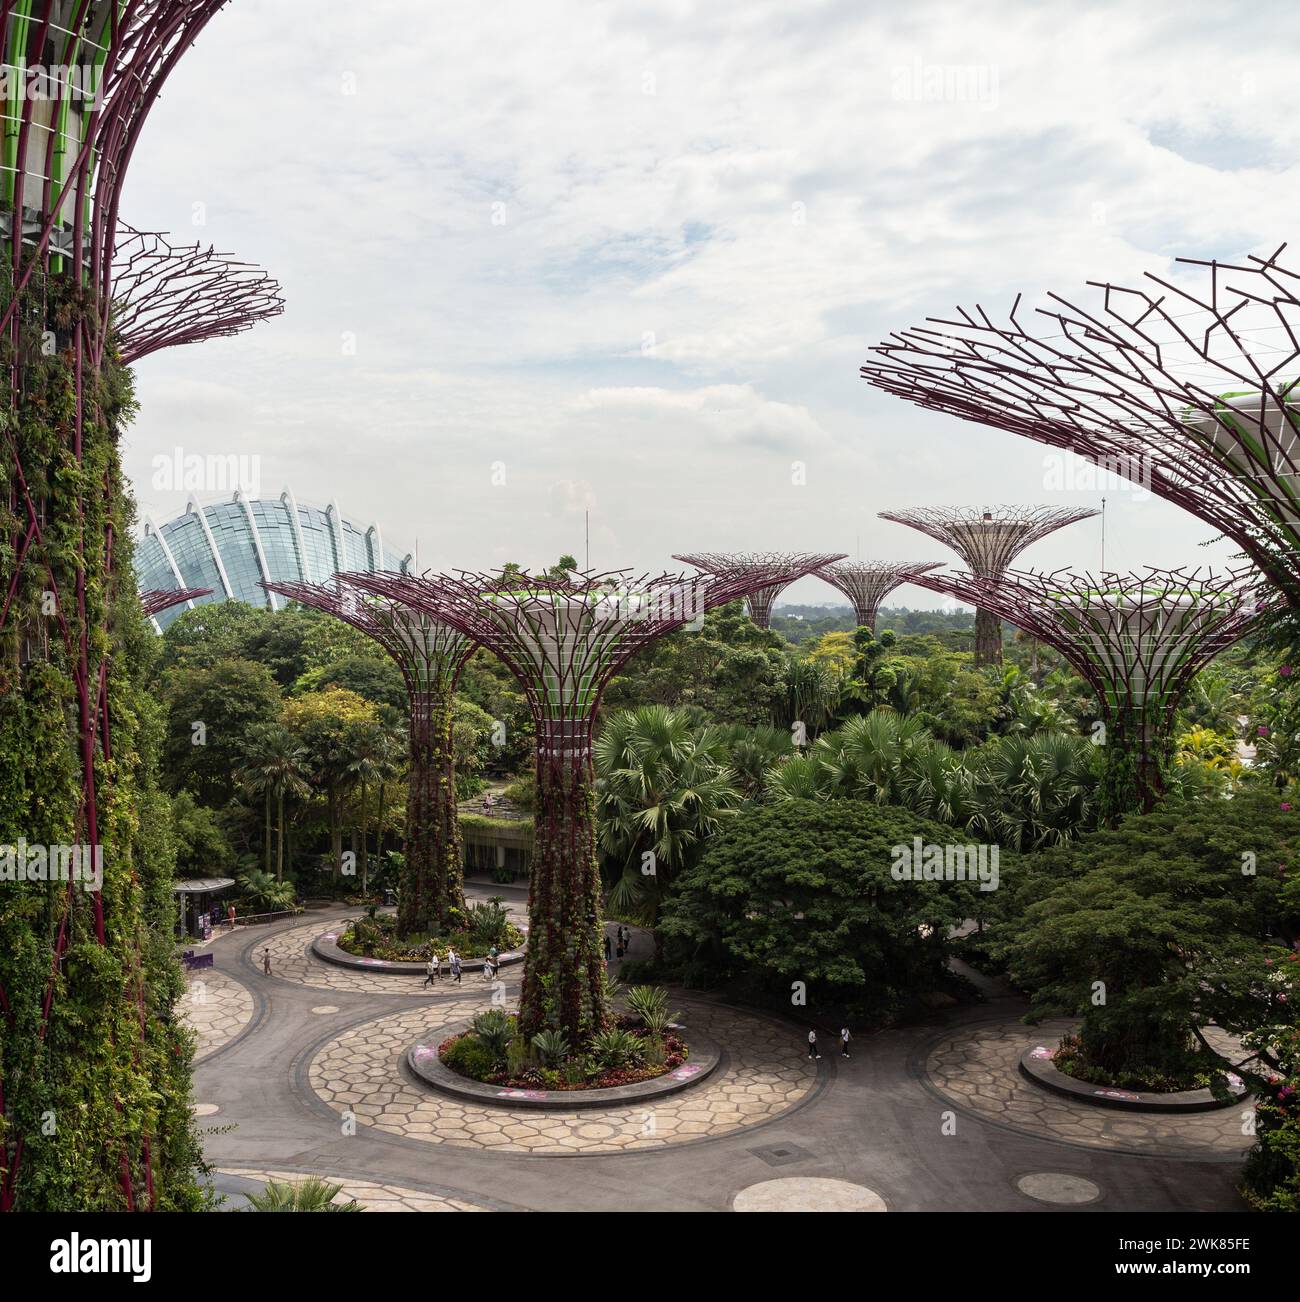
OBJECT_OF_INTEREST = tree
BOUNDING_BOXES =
[595,706,742,942]
[282,688,379,882]
[296,654,407,711]
[659,800,991,1022]
[239,723,311,881]
[162,659,283,803]
[169,789,235,877]
[992,791,1296,1083]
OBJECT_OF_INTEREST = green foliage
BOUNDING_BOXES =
[596,705,742,926]
[470,1009,514,1059]
[624,985,679,1034]
[589,1027,645,1070]
[161,658,283,802]
[441,1034,499,1079]
[602,602,788,726]
[531,1029,570,1067]
[244,1177,361,1212]
[169,789,235,875]
[991,790,1295,1079]
[660,799,991,1021]
[235,868,296,913]
[0,267,206,1209]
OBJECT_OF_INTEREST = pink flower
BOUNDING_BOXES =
[1282,665,1294,677]
[1258,725,1271,736]
[1283,802,1293,812]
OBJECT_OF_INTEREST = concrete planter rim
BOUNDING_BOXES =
[312,927,526,975]
[406,1019,721,1110]
[1018,1043,1250,1113]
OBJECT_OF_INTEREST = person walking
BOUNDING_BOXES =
[807,1028,820,1060]
[262,947,272,977]
[450,950,462,984]
[603,933,612,963]
[840,1027,851,1059]
[423,956,437,988]
[226,903,237,932]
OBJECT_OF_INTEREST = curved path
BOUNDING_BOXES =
[194,886,1251,1212]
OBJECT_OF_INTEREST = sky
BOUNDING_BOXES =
[118,0,1300,610]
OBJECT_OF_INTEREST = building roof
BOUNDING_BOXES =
[134,489,412,631]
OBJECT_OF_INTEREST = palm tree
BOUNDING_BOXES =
[595,706,742,938]
[819,709,931,803]
[895,738,983,830]
[779,656,840,737]
[244,1177,361,1212]
[714,722,794,797]
[1181,668,1244,736]
[235,867,297,914]
[371,724,406,865]
[977,733,1096,849]
[762,752,829,801]
[240,723,311,881]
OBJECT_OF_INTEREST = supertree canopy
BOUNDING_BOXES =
[1,2,235,1212]
[671,551,847,629]
[860,248,1300,605]
[112,223,284,364]
[877,506,1097,664]
[347,560,836,1044]
[911,565,1267,819]
[816,560,941,631]
[138,585,210,619]
[263,579,472,936]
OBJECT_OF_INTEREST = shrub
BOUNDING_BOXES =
[441,1035,498,1080]
[625,985,679,1034]
[467,899,512,948]
[590,1028,644,1071]
[531,1029,569,1067]
[244,1178,361,1212]
[470,1009,514,1060]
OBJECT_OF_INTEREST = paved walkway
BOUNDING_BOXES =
[192,884,1251,1212]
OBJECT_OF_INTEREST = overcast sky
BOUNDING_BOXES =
[118,0,1300,609]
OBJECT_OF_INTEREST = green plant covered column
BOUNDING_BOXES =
[517,734,610,1042]
[1096,707,1169,825]
[397,688,465,936]
[0,273,207,1210]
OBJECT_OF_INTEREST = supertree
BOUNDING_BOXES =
[1,2,234,1212]
[860,247,1300,605]
[346,559,839,1044]
[911,565,1268,819]
[262,578,472,935]
[670,551,847,629]
[139,585,209,619]
[816,560,941,632]
[112,223,284,364]
[877,506,1098,664]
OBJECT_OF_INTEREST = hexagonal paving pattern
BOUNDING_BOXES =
[925,1019,1254,1158]
[248,892,529,995]
[308,997,816,1154]
[179,967,255,1061]
[218,1167,491,1211]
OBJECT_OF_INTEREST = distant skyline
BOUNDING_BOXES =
[118,0,1299,608]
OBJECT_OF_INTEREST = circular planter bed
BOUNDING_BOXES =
[406,1019,721,1110]
[1019,1044,1250,1113]
[312,927,526,975]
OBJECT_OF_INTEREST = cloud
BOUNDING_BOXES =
[116,0,1300,604]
